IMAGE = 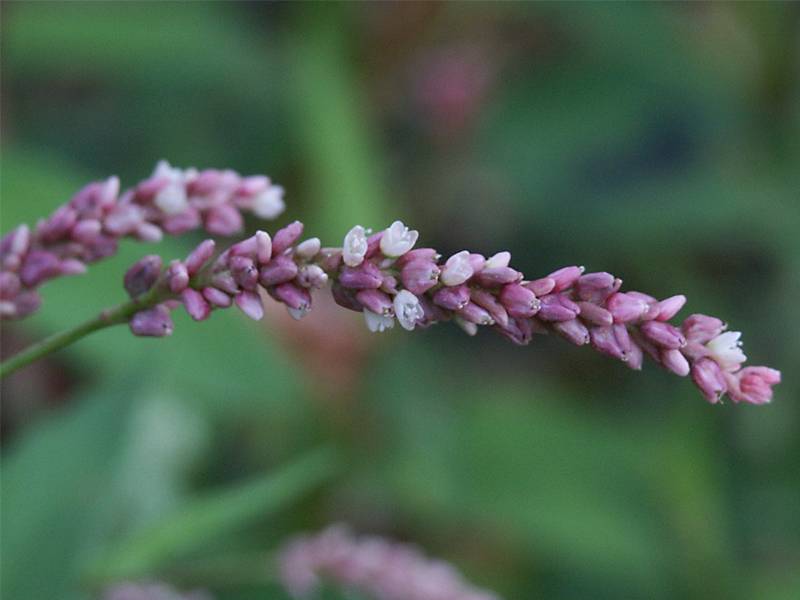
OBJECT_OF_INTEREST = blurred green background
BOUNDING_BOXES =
[1,2,798,599]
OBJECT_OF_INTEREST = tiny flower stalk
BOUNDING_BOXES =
[0,167,781,405]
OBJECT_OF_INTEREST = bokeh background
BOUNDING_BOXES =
[1,2,799,599]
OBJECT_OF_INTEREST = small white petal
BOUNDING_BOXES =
[252,186,286,219]
[393,289,424,331]
[440,250,474,286]
[295,237,322,259]
[287,306,311,320]
[343,225,368,267]
[153,183,189,215]
[485,251,511,269]
[364,309,395,333]
[454,316,478,336]
[706,331,747,371]
[380,220,419,258]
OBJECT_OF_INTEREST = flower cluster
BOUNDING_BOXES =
[121,217,780,405]
[278,524,501,600]
[102,582,212,600]
[0,161,284,319]
[123,221,326,336]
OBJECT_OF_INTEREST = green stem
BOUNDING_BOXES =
[0,287,162,379]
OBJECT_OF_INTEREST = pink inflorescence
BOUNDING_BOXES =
[102,582,212,600]
[278,524,501,600]
[0,161,285,319]
[123,218,780,406]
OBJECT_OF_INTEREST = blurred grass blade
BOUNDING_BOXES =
[87,446,340,583]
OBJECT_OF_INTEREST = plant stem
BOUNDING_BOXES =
[0,288,161,379]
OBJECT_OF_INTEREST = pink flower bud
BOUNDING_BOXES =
[471,289,509,328]
[130,304,174,337]
[681,314,725,344]
[339,262,383,289]
[185,240,216,275]
[548,265,584,292]
[606,292,649,323]
[400,259,440,295]
[161,207,202,235]
[135,222,164,242]
[234,290,264,320]
[576,301,613,326]
[729,366,781,405]
[104,204,144,236]
[211,272,239,294]
[20,251,61,286]
[661,349,690,376]
[273,221,305,255]
[575,271,621,302]
[70,219,103,244]
[395,248,440,268]
[496,317,533,345]
[433,284,470,310]
[524,277,556,297]
[499,283,539,319]
[0,272,20,299]
[167,260,190,294]
[229,255,259,291]
[590,326,626,360]
[272,282,311,312]
[625,337,644,370]
[691,358,727,404]
[40,206,78,243]
[640,321,686,349]
[473,266,521,287]
[58,258,87,276]
[205,204,243,236]
[655,294,686,321]
[553,318,590,345]
[331,282,362,312]
[181,288,211,321]
[537,293,580,322]
[202,286,232,307]
[124,255,163,298]
[467,253,486,273]
[259,255,299,286]
[457,301,494,325]
[417,294,448,327]
[9,291,42,318]
[355,289,394,315]
[380,274,398,294]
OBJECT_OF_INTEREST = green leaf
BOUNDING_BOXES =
[88,446,340,584]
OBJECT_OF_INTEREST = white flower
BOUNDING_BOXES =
[152,159,183,181]
[485,251,511,269]
[454,316,478,336]
[295,237,321,259]
[379,220,419,258]
[440,250,474,286]
[154,182,189,215]
[343,225,368,267]
[363,309,395,333]
[706,331,747,371]
[297,265,328,289]
[252,185,286,219]
[287,305,311,321]
[393,290,424,331]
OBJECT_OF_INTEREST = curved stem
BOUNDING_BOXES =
[0,288,161,379]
